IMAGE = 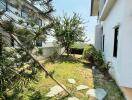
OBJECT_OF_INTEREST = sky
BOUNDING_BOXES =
[53,0,97,44]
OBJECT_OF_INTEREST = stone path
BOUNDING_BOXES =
[68,79,76,84]
[46,85,66,97]
[86,88,107,100]
[76,85,89,91]
[46,79,107,100]
[68,97,79,100]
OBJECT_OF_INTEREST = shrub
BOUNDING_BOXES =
[83,44,105,67]
[1,21,15,33]
[83,44,97,64]
[38,48,43,55]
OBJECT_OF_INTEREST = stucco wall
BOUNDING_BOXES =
[117,0,132,88]
[101,0,132,88]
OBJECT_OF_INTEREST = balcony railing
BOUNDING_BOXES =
[0,0,43,27]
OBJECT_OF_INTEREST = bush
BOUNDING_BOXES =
[38,48,43,55]
[1,21,15,33]
[83,44,104,67]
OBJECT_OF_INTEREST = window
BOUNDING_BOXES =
[11,37,14,47]
[102,35,105,52]
[36,18,42,26]
[21,6,29,19]
[8,3,20,15]
[36,39,42,47]
[113,27,119,57]
[0,0,6,10]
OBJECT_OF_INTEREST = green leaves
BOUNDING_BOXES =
[1,21,15,33]
[53,13,85,55]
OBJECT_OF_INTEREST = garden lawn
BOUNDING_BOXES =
[7,57,125,100]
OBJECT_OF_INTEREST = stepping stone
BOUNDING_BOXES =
[68,97,79,100]
[92,66,96,70]
[86,88,107,100]
[68,79,76,84]
[76,85,89,91]
[46,85,66,97]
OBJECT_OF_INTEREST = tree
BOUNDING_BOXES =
[0,0,54,98]
[53,13,85,55]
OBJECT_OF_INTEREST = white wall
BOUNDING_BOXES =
[101,0,132,88]
[42,47,61,58]
[117,0,132,88]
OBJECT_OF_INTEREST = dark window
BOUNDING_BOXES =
[21,6,29,19]
[113,27,119,57]
[11,37,14,47]
[102,35,105,52]
[36,39,42,47]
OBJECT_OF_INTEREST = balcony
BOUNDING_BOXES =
[99,0,117,21]
[0,0,43,29]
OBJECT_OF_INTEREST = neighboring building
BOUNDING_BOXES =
[91,0,132,99]
[0,0,49,47]
[0,0,58,58]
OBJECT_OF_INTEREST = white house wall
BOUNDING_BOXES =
[117,0,132,88]
[101,0,130,87]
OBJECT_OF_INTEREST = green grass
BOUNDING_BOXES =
[6,57,125,100]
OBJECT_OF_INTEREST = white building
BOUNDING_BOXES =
[0,0,58,58]
[91,0,132,99]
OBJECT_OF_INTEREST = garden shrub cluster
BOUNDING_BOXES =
[70,42,88,54]
[83,44,110,71]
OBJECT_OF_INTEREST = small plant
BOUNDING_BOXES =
[101,61,111,71]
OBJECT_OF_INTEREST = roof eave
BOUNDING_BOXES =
[90,0,99,16]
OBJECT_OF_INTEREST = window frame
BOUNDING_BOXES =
[102,34,105,52]
[113,26,119,58]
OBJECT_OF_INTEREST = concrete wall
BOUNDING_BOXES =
[42,47,61,58]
